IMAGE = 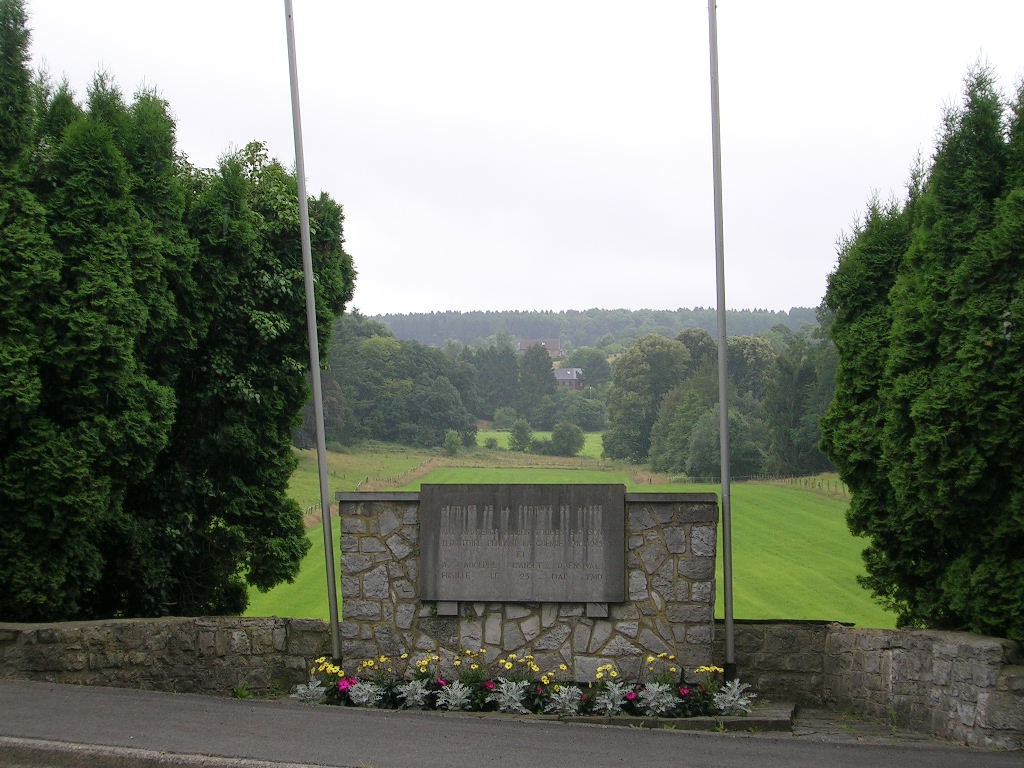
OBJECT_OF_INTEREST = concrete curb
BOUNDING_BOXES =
[561,700,796,732]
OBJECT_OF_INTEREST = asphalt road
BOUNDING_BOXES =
[0,680,1017,768]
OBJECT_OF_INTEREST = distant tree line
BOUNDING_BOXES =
[0,0,353,620]
[294,314,608,451]
[821,68,1024,644]
[373,307,819,350]
[297,310,835,477]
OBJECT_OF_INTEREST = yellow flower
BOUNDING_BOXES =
[530,663,540,673]
[470,664,479,670]
[453,659,461,667]
[553,684,561,692]
[646,655,655,664]
[504,662,513,670]
[541,675,550,685]
[315,656,327,664]
[669,667,678,673]
[657,652,667,659]
[559,664,568,671]
[668,655,676,661]
[400,653,409,660]
[695,665,725,675]
[610,670,619,678]
[596,672,604,680]
[379,655,389,663]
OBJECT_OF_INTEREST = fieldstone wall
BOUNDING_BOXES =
[337,491,719,681]
[715,619,1024,750]
[0,617,330,695]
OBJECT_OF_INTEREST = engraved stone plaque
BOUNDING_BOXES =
[419,484,626,603]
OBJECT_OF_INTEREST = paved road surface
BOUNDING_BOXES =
[0,680,1017,768]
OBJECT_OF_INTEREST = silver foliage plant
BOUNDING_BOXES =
[714,679,757,715]
[544,684,584,716]
[485,678,530,714]
[290,677,326,705]
[593,680,630,716]
[638,682,678,717]
[396,679,433,709]
[348,681,385,708]
[434,680,473,711]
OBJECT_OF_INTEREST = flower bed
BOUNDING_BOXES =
[292,650,756,719]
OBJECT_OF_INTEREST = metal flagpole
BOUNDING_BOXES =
[284,0,341,660]
[707,0,736,680]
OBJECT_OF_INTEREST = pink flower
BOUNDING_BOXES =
[625,691,637,701]
[337,679,351,692]
[679,687,691,696]
[483,680,495,690]
[436,677,447,687]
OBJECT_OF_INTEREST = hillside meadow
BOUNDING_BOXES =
[247,443,897,629]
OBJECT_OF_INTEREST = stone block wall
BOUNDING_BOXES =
[713,619,839,703]
[0,617,331,695]
[823,626,1024,750]
[715,619,1024,750]
[337,491,719,681]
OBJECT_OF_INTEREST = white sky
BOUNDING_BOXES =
[25,1,1024,316]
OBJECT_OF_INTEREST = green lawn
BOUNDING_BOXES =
[248,451,896,629]
[246,516,343,620]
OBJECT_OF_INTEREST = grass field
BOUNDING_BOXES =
[476,430,605,458]
[247,447,896,629]
[287,444,435,510]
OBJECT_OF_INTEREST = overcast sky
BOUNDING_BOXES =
[25,1,1024,316]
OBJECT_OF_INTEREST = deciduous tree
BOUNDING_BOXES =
[602,334,689,461]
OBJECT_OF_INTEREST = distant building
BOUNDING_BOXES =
[518,339,565,359]
[554,367,584,390]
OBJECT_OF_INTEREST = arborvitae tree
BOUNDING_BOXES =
[822,68,1024,642]
[1,2,354,618]
[0,66,180,618]
[0,1,66,618]
[820,195,917,629]
[0,0,30,164]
